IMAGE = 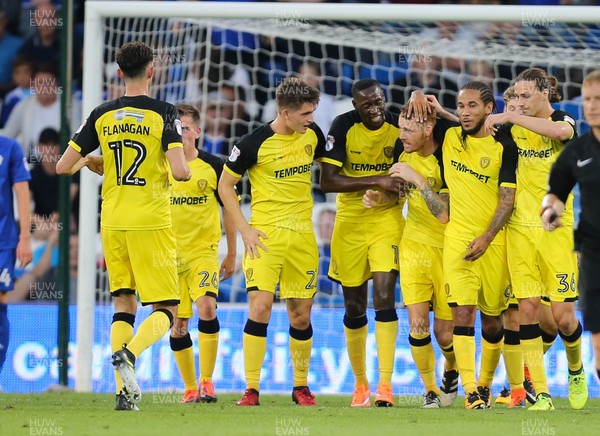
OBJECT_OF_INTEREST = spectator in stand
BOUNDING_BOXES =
[17,2,61,66]
[1,55,32,128]
[0,9,23,97]
[0,63,60,159]
[200,90,235,157]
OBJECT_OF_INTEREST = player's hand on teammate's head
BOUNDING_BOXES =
[425,95,443,115]
[362,189,383,208]
[406,90,430,123]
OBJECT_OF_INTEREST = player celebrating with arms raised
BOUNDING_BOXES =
[219,77,324,407]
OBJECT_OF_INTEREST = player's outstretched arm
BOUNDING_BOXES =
[487,112,573,141]
[218,170,267,260]
[320,162,402,194]
[13,180,32,268]
[57,147,104,176]
[219,206,237,281]
[464,186,515,262]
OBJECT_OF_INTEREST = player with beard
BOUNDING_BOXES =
[442,81,518,409]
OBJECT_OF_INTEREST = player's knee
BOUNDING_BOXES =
[373,290,396,310]
[519,298,540,322]
[171,318,189,337]
[555,312,578,335]
[481,315,503,336]
[344,299,366,318]
[197,299,217,320]
[434,323,453,347]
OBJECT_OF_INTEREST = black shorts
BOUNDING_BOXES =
[579,247,600,333]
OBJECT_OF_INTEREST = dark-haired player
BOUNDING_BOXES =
[57,40,191,410]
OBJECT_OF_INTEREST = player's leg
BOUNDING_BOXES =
[540,300,558,353]
[197,295,219,403]
[0,249,16,376]
[406,302,439,407]
[170,271,198,403]
[282,229,319,406]
[329,219,372,406]
[500,305,527,408]
[113,229,179,406]
[478,313,503,408]
[444,236,483,409]
[508,225,551,408]
[171,317,199,403]
[368,217,402,408]
[237,224,282,406]
[541,229,585,410]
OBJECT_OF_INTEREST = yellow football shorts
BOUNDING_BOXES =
[101,227,179,305]
[178,252,219,319]
[400,238,451,321]
[507,224,578,302]
[328,214,404,287]
[243,225,318,299]
[443,235,510,316]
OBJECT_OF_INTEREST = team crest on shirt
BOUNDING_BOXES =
[197,179,207,191]
[326,135,335,151]
[427,177,436,188]
[504,285,513,299]
[245,268,254,281]
[480,157,491,169]
[229,145,241,162]
[304,144,313,156]
[541,135,550,144]
[384,147,394,159]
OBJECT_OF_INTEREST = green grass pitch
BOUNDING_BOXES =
[2,392,599,436]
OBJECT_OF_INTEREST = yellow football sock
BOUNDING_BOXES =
[409,332,440,394]
[199,332,219,382]
[171,334,197,391]
[440,343,457,372]
[503,329,524,392]
[289,325,313,387]
[344,314,369,388]
[560,322,583,372]
[111,313,135,394]
[478,331,503,387]
[127,310,172,358]
[521,324,549,395]
[453,327,477,394]
[243,319,268,391]
[542,330,557,354]
[375,310,398,386]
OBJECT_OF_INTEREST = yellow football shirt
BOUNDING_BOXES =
[320,110,404,222]
[399,147,447,248]
[443,127,518,244]
[224,123,325,233]
[69,95,183,230]
[170,150,224,271]
[510,110,577,227]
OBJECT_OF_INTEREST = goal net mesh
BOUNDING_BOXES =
[96,15,598,307]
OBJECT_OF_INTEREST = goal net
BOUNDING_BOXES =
[76,1,600,392]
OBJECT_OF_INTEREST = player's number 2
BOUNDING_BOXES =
[108,140,147,186]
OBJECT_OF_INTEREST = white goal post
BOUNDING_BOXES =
[76,1,600,392]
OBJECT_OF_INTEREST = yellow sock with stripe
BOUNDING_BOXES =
[478,329,503,387]
[170,333,197,390]
[243,319,268,391]
[521,323,549,395]
[344,314,369,388]
[198,317,220,382]
[440,343,457,372]
[409,331,440,394]
[127,309,173,358]
[541,329,557,354]
[375,309,398,386]
[559,322,583,372]
[453,326,477,394]
[111,312,135,394]
[289,325,313,387]
[503,329,524,391]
